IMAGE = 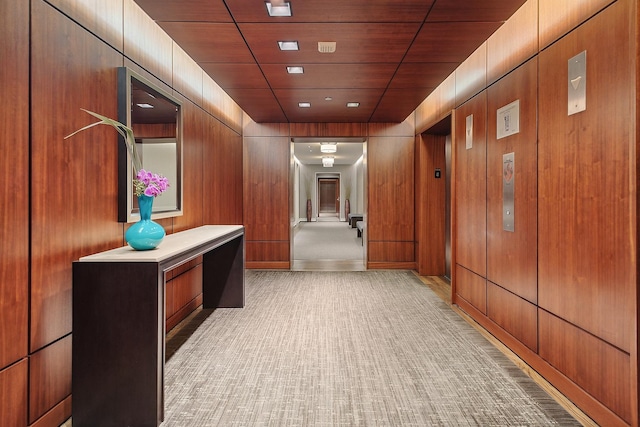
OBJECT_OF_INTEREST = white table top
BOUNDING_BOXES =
[79,225,244,263]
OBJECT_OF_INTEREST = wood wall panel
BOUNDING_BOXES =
[290,123,368,138]
[454,92,487,277]
[123,0,173,85]
[539,310,631,424]
[455,43,487,107]
[487,282,537,352]
[31,0,124,351]
[202,74,243,134]
[368,242,415,263]
[204,118,243,225]
[29,336,72,424]
[538,0,633,352]
[246,242,290,262]
[243,117,289,137]
[455,265,487,314]
[173,100,204,233]
[0,0,29,369]
[486,0,538,86]
[368,115,414,137]
[0,361,27,427]
[367,136,414,243]
[486,58,538,303]
[47,0,124,52]
[173,43,204,107]
[243,136,290,242]
[415,134,447,276]
[415,72,455,134]
[538,0,616,50]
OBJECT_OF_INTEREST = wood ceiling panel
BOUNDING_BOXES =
[201,63,269,89]
[225,0,434,23]
[388,62,458,89]
[158,22,254,63]
[427,0,527,22]
[223,88,287,122]
[134,0,233,22]
[274,88,382,122]
[239,23,421,64]
[261,63,398,89]
[371,89,436,122]
[404,22,502,63]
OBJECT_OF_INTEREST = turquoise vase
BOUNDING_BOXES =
[125,195,165,250]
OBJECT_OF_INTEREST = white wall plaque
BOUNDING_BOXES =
[465,114,473,149]
[497,100,520,139]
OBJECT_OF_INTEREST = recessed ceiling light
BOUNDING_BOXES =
[346,102,360,108]
[136,103,154,109]
[286,66,304,74]
[324,97,333,101]
[266,2,292,17]
[298,102,311,108]
[278,41,299,51]
[320,143,337,153]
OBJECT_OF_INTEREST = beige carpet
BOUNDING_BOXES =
[161,271,581,426]
[293,221,363,260]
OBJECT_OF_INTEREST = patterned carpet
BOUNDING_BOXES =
[161,270,581,426]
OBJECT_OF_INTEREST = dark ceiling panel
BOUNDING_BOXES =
[132,0,525,123]
[133,0,233,22]
[404,22,503,63]
[158,22,255,63]
[200,63,269,89]
[238,23,421,64]
[427,0,526,22]
[225,0,434,23]
[261,63,398,89]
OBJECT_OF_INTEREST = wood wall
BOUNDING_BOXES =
[0,0,244,425]
[416,0,637,425]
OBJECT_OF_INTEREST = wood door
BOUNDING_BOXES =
[318,178,339,213]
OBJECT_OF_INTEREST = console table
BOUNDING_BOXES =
[72,225,245,427]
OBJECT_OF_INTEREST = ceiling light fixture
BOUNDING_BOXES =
[346,102,360,108]
[278,41,299,51]
[266,2,292,17]
[318,41,336,53]
[320,143,337,153]
[322,156,334,167]
[136,103,154,109]
[286,66,304,74]
[298,102,311,108]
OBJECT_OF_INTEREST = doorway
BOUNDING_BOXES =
[318,177,340,218]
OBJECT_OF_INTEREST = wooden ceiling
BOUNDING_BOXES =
[133,0,526,123]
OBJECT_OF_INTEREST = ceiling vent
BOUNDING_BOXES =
[317,41,336,53]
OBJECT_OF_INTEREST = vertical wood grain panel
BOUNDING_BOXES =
[487,282,537,352]
[243,136,290,248]
[29,337,72,423]
[367,136,415,244]
[204,117,243,225]
[173,100,204,232]
[368,115,414,137]
[47,0,124,51]
[415,134,447,275]
[539,0,616,50]
[538,0,633,352]
[455,43,487,107]
[173,43,204,107]
[454,92,487,277]
[455,265,487,314]
[486,0,538,86]
[31,0,124,351]
[486,58,538,303]
[123,0,173,85]
[0,0,29,369]
[290,123,367,138]
[415,72,456,134]
[202,74,243,134]
[539,310,630,424]
[0,361,27,427]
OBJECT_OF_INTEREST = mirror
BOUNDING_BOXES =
[117,67,183,222]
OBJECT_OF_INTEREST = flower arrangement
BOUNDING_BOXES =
[65,109,169,198]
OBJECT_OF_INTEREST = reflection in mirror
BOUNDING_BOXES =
[118,67,183,222]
